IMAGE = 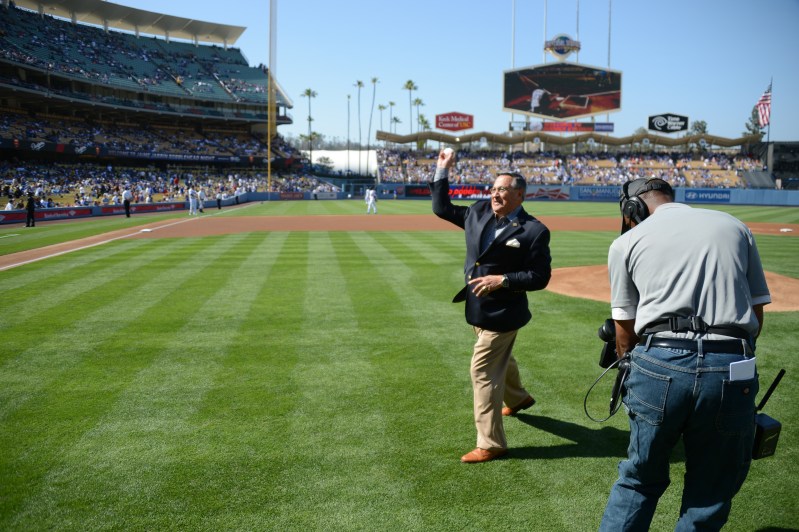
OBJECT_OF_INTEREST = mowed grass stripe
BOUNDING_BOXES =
[376,230,466,289]
[375,230,463,266]
[347,232,524,528]
[0,238,168,334]
[0,238,201,416]
[550,231,617,268]
[352,232,634,529]
[344,232,602,529]
[258,232,421,530]
[9,233,287,530]
[147,232,311,531]
[0,237,153,307]
[0,233,253,527]
[756,234,799,278]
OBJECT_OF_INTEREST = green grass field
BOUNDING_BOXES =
[1,200,797,531]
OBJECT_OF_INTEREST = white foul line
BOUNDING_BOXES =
[0,216,201,272]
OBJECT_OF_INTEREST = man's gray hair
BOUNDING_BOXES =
[497,172,527,190]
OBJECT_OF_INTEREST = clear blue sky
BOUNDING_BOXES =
[122,0,798,144]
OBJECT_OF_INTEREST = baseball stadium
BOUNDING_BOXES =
[1,1,798,530]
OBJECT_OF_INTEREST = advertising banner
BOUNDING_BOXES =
[99,203,184,216]
[526,187,569,200]
[0,137,249,163]
[536,122,615,133]
[280,192,304,200]
[648,113,689,133]
[104,149,243,163]
[405,185,490,198]
[544,34,581,61]
[0,206,94,224]
[312,191,337,200]
[406,184,570,201]
[575,186,623,201]
[436,112,474,131]
[684,189,731,203]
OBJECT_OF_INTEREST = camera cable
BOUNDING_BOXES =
[584,353,631,423]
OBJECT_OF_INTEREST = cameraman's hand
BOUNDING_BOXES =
[614,319,638,358]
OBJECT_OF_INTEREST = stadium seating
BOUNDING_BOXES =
[376,149,762,188]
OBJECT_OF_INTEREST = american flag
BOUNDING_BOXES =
[756,83,772,128]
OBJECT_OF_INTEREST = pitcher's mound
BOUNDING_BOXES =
[548,265,798,312]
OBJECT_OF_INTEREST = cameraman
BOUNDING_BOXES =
[599,178,771,531]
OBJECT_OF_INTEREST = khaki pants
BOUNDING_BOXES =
[471,327,531,451]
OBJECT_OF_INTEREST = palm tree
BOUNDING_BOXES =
[301,88,317,167]
[377,104,387,131]
[413,97,425,135]
[388,101,396,148]
[388,101,396,129]
[365,77,379,175]
[355,80,364,173]
[299,131,321,154]
[418,114,430,150]
[391,116,401,134]
[403,80,417,135]
[419,114,430,130]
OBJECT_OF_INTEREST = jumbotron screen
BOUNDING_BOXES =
[503,62,622,121]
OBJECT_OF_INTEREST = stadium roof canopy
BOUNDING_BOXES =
[376,130,762,149]
[12,0,246,46]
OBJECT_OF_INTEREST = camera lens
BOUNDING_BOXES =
[597,319,616,342]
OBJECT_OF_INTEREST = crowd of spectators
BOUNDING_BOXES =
[0,110,281,159]
[0,2,268,104]
[1,159,331,210]
[377,149,764,188]
[0,147,770,212]
[377,149,568,184]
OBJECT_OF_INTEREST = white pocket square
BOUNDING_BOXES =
[506,238,521,248]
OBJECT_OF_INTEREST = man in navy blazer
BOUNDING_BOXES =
[430,148,552,463]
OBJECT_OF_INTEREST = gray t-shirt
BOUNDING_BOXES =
[608,203,771,338]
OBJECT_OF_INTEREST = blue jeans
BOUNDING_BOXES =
[599,342,758,531]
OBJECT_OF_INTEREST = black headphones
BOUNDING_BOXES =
[619,178,674,232]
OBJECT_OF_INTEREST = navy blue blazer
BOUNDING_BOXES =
[430,178,552,332]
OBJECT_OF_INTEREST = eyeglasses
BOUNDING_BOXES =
[489,186,513,194]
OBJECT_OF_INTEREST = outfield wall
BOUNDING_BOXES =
[394,184,799,207]
[1,187,797,225]
[569,186,799,207]
[0,198,240,225]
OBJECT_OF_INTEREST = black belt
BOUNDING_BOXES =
[642,336,749,354]
[644,317,750,341]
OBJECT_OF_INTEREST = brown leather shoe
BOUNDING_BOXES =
[460,447,507,463]
[502,395,536,416]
